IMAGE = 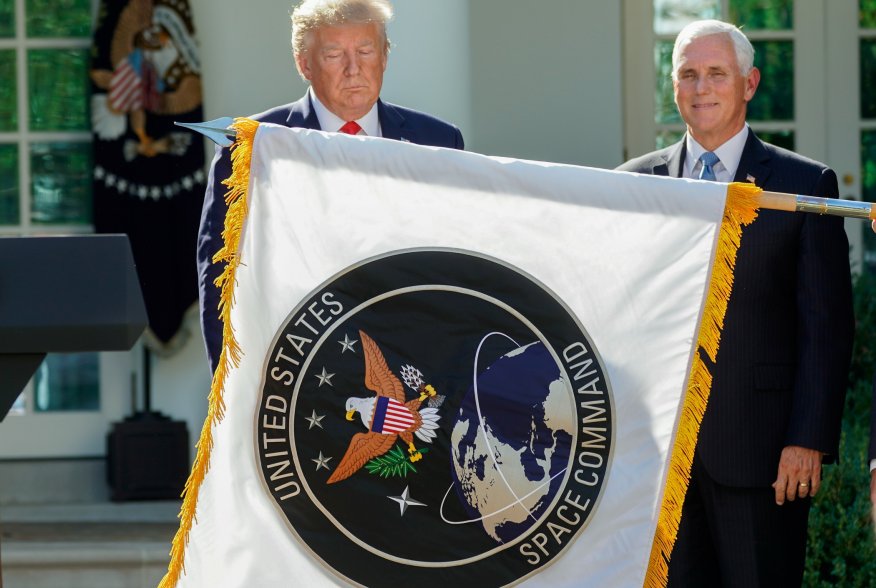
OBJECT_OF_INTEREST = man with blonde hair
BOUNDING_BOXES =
[619,19,853,586]
[197,0,464,372]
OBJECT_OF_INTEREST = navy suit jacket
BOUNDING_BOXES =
[871,374,876,463]
[197,93,464,373]
[618,131,854,487]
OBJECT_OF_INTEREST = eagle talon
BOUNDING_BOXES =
[327,331,442,484]
[418,384,438,401]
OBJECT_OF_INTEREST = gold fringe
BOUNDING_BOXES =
[644,182,761,588]
[158,118,260,588]
[154,147,762,587]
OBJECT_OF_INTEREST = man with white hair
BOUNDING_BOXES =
[618,19,853,586]
[197,0,464,372]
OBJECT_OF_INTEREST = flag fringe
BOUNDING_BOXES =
[153,143,761,587]
[644,182,761,588]
[158,117,260,588]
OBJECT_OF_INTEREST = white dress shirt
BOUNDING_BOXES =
[309,88,382,137]
[683,125,750,182]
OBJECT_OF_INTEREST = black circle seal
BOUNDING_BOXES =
[256,249,613,587]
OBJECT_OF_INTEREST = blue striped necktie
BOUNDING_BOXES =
[698,151,720,181]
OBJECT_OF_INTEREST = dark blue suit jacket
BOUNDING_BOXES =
[197,93,464,373]
[618,131,854,487]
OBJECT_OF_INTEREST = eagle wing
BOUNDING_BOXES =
[359,330,405,403]
[326,431,396,484]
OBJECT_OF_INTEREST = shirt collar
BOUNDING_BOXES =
[684,125,749,181]
[309,88,382,137]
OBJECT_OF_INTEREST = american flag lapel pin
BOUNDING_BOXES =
[746,174,756,183]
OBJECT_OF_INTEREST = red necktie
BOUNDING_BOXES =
[339,121,362,135]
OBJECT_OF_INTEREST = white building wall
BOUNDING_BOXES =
[381,1,472,140]
[469,0,623,168]
[190,0,305,120]
[189,0,472,132]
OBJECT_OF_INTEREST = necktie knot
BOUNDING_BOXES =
[339,121,362,135]
[698,151,720,181]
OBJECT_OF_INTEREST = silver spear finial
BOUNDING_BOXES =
[174,117,237,147]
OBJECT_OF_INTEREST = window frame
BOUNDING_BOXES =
[622,0,828,165]
[0,0,95,236]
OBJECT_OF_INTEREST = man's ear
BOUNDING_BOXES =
[744,66,761,103]
[296,53,312,81]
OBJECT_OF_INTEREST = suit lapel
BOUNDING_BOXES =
[733,130,771,187]
[658,131,772,186]
[286,93,322,130]
[665,141,686,178]
[377,100,412,143]
[652,140,685,177]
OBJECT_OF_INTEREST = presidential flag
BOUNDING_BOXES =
[90,0,205,351]
[160,120,759,587]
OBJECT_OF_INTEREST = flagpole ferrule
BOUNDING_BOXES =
[796,195,875,220]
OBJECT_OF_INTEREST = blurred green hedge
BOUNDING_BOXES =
[804,272,876,586]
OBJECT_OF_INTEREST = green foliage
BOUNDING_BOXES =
[365,445,429,479]
[849,272,876,385]
[729,0,792,30]
[861,41,876,120]
[804,273,876,585]
[862,0,876,30]
[748,41,794,122]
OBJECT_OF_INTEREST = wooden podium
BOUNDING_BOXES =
[0,235,147,586]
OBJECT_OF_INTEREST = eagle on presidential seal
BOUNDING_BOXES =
[327,330,444,484]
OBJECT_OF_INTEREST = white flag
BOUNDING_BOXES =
[162,121,759,588]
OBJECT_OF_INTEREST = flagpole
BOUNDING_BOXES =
[176,119,876,221]
[757,191,876,220]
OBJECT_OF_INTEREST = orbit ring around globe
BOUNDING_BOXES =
[438,331,568,527]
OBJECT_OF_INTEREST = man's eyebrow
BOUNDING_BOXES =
[319,39,376,52]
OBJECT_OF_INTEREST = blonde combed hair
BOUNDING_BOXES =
[291,0,393,59]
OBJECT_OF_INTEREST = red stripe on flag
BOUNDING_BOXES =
[109,62,142,112]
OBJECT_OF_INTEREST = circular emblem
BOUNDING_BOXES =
[256,249,614,586]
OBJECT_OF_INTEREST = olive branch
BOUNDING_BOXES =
[365,445,429,479]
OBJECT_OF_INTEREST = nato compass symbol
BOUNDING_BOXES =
[327,330,443,484]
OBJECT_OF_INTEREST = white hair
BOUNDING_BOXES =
[671,19,754,80]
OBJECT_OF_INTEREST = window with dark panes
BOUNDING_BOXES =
[0,0,99,415]
[652,0,796,151]
[860,0,876,269]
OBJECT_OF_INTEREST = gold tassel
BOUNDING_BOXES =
[158,118,260,588]
[644,182,761,587]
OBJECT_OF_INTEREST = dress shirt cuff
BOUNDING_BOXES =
[870,458,876,473]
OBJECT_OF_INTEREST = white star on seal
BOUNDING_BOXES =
[338,334,358,354]
[388,486,426,516]
[315,367,335,387]
[305,410,325,429]
[311,452,332,471]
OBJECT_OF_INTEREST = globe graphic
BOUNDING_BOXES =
[450,339,574,543]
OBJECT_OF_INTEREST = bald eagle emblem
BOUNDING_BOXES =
[327,330,442,484]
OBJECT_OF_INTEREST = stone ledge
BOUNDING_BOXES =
[2,541,170,566]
